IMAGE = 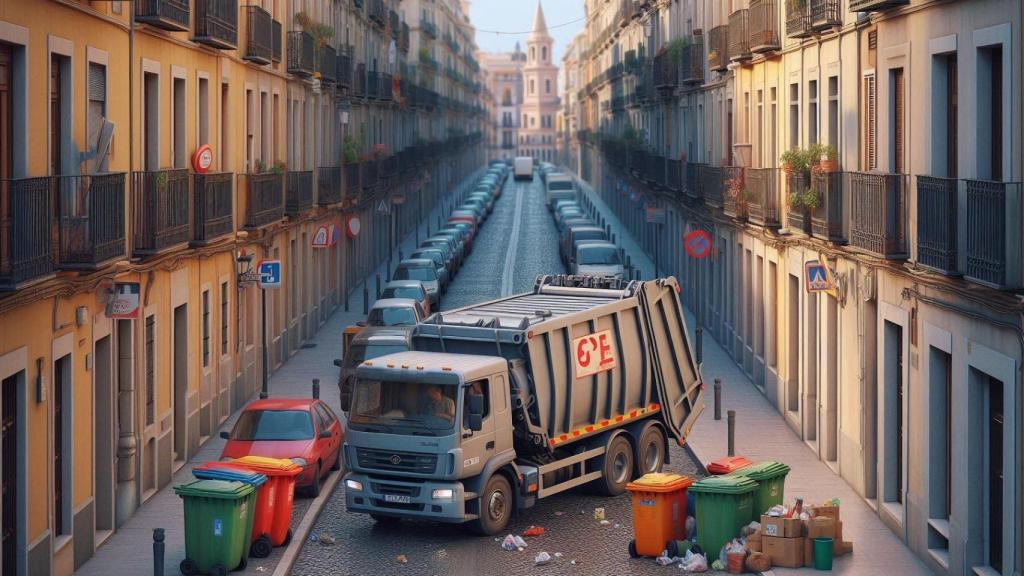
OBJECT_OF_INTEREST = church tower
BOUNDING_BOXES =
[518,1,560,163]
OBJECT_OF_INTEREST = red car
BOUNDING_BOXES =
[219,398,343,497]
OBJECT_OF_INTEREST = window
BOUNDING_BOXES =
[463,379,490,429]
[756,90,763,167]
[0,43,13,179]
[789,83,799,149]
[220,282,229,356]
[230,410,314,441]
[542,46,547,61]
[145,315,155,426]
[53,355,71,536]
[927,347,952,557]
[986,375,1004,572]
[978,46,1002,180]
[882,321,904,507]
[530,46,535,61]
[529,79,535,95]
[808,80,818,145]
[827,76,838,152]
[890,68,905,173]
[202,289,210,367]
[863,74,877,170]
[87,63,107,171]
[172,77,186,168]
[932,54,958,178]
[545,78,551,94]
[315,404,337,433]
[770,87,777,166]
[198,76,209,147]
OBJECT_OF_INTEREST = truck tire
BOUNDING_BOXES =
[598,435,634,496]
[472,474,512,535]
[635,425,666,476]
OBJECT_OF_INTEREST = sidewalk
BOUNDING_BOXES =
[76,170,484,576]
[576,177,932,575]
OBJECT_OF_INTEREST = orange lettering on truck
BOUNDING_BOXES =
[573,329,618,378]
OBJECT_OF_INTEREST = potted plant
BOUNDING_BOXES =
[780,147,812,175]
[667,37,690,65]
[343,135,363,164]
[811,143,839,172]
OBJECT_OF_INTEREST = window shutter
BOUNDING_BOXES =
[88,63,106,102]
[864,74,876,171]
[892,69,905,174]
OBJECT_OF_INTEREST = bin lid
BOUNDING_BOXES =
[626,472,693,493]
[707,456,753,475]
[232,455,304,475]
[689,475,758,495]
[735,461,791,480]
[193,466,268,487]
[173,479,255,499]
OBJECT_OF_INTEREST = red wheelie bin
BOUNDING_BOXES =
[230,456,304,555]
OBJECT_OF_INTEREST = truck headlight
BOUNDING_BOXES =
[345,479,364,491]
[431,488,454,500]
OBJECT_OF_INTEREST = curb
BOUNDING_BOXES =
[271,470,343,576]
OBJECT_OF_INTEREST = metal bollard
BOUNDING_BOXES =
[727,410,736,456]
[375,273,381,300]
[312,378,320,400]
[714,379,722,420]
[153,528,165,576]
[611,233,617,246]
[363,284,369,315]
[398,248,403,262]
[625,254,632,273]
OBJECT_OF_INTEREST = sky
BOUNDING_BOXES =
[468,0,586,65]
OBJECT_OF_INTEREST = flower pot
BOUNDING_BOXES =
[819,159,839,173]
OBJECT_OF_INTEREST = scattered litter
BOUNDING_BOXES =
[554,552,563,558]
[501,534,528,550]
[433,549,448,560]
[570,560,577,566]
[554,511,564,517]
[255,568,266,573]
[613,524,620,529]
[710,559,725,570]
[655,552,680,566]
[514,535,528,548]
[308,534,319,543]
[534,551,551,565]
[678,550,708,572]
[593,507,605,520]
[599,520,610,526]
[318,533,336,546]
[522,525,545,537]
[395,555,408,564]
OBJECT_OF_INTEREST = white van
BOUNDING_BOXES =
[513,156,534,180]
[545,174,577,209]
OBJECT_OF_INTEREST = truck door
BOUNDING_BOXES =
[459,378,496,477]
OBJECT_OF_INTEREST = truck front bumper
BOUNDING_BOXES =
[343,472,474,523]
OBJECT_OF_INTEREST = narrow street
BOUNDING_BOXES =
[291,173,705,576]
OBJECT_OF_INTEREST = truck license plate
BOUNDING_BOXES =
[384,494,411,504]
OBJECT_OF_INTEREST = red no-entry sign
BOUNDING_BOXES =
[684,230,712,259]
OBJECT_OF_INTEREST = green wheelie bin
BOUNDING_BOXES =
[733,460,791,520]
[689,475,758,556]
[174,479,257,576]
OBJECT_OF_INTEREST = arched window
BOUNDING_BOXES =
[545,79,551,94]
[542,47,547,61]
[529,79,535,95]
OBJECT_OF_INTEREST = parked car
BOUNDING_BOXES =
[572,241,625,279]
[432,230,466,263]
[560,225,609,265]
[545,174,577,209]
[409,248,451,289]
[420,239,457,275]
[381,280,431,315]
[363,298,426,328]
[219,398,343,497]
[393,259,441,306]
[440,222,474,254]
[450,209,481,226]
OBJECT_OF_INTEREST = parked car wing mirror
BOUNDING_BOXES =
[356,321,367,327]
[333,358,343,368]
[340,392,351,413]
[219,431,230,440]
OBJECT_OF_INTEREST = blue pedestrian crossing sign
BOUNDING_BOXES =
[257,260,282,289]
[804,260,833,293]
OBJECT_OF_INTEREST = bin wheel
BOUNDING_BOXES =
[598,435,634,496]
[211,564,228,576]
[635,424,666,476]
[628,539,639,558]
[283,528,293,546]
[179,558,198,576]
[251,534,273,558]
[666,540,681,558]
[236,555,248,572]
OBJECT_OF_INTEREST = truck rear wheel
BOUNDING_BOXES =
[635,425,666,476]
[472,474,512,535]
[598,436,634,496]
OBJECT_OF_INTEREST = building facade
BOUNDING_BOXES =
[0,0,483,574]
[576,0,1022,575]
[480,44,526,161]
[519,2,560,163]
[560,30,585,172]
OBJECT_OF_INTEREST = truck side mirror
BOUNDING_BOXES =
[468,413,483,432]
[467,393,484,431]
[219,431,230,440]
[340,392,351,413]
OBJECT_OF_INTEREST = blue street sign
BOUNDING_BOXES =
[257,260,282,289]
[804,260,832,293]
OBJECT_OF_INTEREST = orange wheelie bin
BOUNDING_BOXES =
[193,462,276,558]
[231,456,304,555]
[626,472,694,558]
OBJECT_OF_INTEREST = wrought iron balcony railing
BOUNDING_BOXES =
[747,167,780,227]
[848,0,909,12]
[191,172,234,245]
[810,0,841,30]
[750,0,781,53]
[848,171,907,258]
[194,0,238,50]
[317,166,342,206]
[132,169,190,256]
[135,0,190,32]
[285,171,314,216]
[810,170,844,242]
[287,31,315,76]
[0,176,54,289]
[243,6,273,65]
[58,173,127,269]
[915,175,958,274]
[728,10,752,62]
[272,19,282,62]
[965,179,1021,288]
[708,25,729,72]
[244,173,284,229]
[786,0,812,39]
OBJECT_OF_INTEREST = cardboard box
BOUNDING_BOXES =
[812,504,840,522]
[837,541,854,556]
[806,516,836,539]
[803,536,814,567]
[833,520,845,554]
[763,536,804,568]
[745,539,762,553]
[761,515,802,538]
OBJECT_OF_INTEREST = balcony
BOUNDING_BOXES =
[915,175,958,274]
[786,0,812,39]
[344,163,361,199]
[368,0,386,27]
[810,171,844,242]
[722,166,748,221]
[0,177,54,289]
[337,46,352,88]
[317,167,342,206]
[366,70,380,99]
[362,160,379,191]
[810,0,841,30]
[653,51,677,93]
[708,25,729,72]
[666,159,682,191]
[786,172,811,233]
[242,6,273,65]
[965,179,1022,288]
[319,45,337,85]
[681,34,704,84]
[57,173,127,269]
[285,171,314,216]
[747,167,780,228]
[272,20,282,63]
[849,171,907,258]
[353,63,366,96]
[422,20,438,40]
[244,173,284,229]
[750,0,781,53]
[381,73,393,102]
[288,31,315,76]
[135,0,190,32]
[194,0,238,50]
[702,165,724,207]
[191,172,233,246]
[728,10,752,62]
[848,0,908,12]
[389,10,400,39]
[685,162,706,201]
[132,169,190,256]
[399,23,410,53]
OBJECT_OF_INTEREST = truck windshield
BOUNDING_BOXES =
[394,266,436,282]
[367,307,418,327]
[230,410,314,441]
[384,287,423,302]
[344,344,408,368]
[578,245,621,265]
[349,379,457,435]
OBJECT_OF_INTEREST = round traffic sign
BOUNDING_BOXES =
[191,144,214,173]
[345,215,361,238]
[684,230,712,259]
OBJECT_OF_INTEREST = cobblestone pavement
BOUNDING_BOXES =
[291,173,706,576]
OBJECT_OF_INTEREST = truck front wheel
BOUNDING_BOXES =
[473,474,512,535]
[598,436,634,496]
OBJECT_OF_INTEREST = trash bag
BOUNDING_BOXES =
[680,550,709,573]
[500,534,518,551]
[745,551,771,572]
[534,551,551,565]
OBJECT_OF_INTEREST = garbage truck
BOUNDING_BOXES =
[340,275,705,534]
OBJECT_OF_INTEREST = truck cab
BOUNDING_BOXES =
[343,353,517,533]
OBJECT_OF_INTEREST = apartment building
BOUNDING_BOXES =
[480,45,526,161]
[560,31,585,172]
[576,0,1021,574]
[0,1,482,574]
